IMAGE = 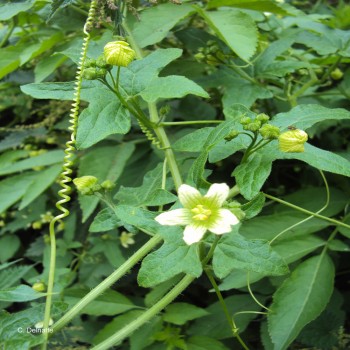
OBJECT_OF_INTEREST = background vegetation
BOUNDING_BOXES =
[0,0,350,349]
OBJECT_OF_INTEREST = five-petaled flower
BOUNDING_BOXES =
[155,183,239,245]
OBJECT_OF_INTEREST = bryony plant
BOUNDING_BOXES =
[155,183,239,245]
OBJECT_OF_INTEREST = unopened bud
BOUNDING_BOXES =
[256,113,270,124]
[101,180,115,190]
[278,129,308,153]
[259,124,280,139]
[104,41,136,67]
[225,130,240,141]
[73,176,99,195]
[330,68,343,80]
[32,282,46,292]
[244,121,261,132]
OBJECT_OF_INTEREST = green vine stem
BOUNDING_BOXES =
[91,275,195,350]
[52,234,162,333]
[264,193,350,231]
[269,170,329,245]
[122,21,183,190]
[204,268,249,350]
[41,1,97,349]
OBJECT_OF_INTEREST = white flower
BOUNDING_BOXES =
[155,183,239,245]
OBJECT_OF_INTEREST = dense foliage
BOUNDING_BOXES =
[1,0,350,349]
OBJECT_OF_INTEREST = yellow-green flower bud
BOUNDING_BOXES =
[82,67,98,80]
[240,116,251,125]
[32,221,42,230]
[104,41,136,67]
[194,52,205,62]
[73,176,98,195]
[330,68,343,80]
[244,121,261,132]
[101,180,115,190]
[278,129,308,153]
[259,124,280,139]
[83,58,96,69]
[256,113,270,124]
[96,55,112,70]
[224,130,240,141]
[32,282,46,292]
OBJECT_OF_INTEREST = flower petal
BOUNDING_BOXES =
[155,209,191,226]
[183,224,207,245]
[204,183,230,208]
[208,209,239,235]
[178,184,202,208]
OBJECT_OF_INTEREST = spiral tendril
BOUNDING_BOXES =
[138,120,161,148]
[42,1,97,348]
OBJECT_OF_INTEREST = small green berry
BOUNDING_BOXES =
[330,68,343,80]
[101,180,115,190]
[32,282,46,292]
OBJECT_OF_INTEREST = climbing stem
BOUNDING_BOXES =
[123,21,183,189]
[204,268,249,350]
[91,274,195,350]
[52,234,163,333]
[264,193,350,231]
[160,120,223,126]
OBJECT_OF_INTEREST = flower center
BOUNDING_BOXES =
[191,204,212,221]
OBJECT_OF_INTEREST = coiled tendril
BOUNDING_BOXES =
[138,120,161,148]
[42,1,98,348]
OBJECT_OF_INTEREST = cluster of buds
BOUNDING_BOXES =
[32,211,60,230]
[82,55,112,80]
[73,176,115,196]
[194,40,227,66]
[240,113,281,140]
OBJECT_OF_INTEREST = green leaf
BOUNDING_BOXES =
[240,192,266,219]
[207,0,289,15]
[48,0,75,21]
[267,254,335,350]
[113,205,164,235]
[173,127,214,152]
[219,235,326,291]
[188,121,236,187]
[120,48,183,96]
[89,208,120,233]
[138,235,202,287]
[127,4,195,48]
[163,303,209,325]
[232,151,273,199]
[115,163,176,207]
[281,143,350,178]
[140,76,209,103]
[272,105,350,131]
[64,288,136,316]
[93,310,144,345]
[187,336,229,350]
[198,9,258,62]
[213,230,288,279]
[34,53,67,83]
[19,165,62,210]
[0,302,67,348]
[78,143,135,222]
[0,1,35,20]
[188,294,263,339]
[0,264,33,289]
[0,172,34,213]
[0,235,20,263]
[76,90,130,149]
[0,285,45,302]
[0,150,64,176]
